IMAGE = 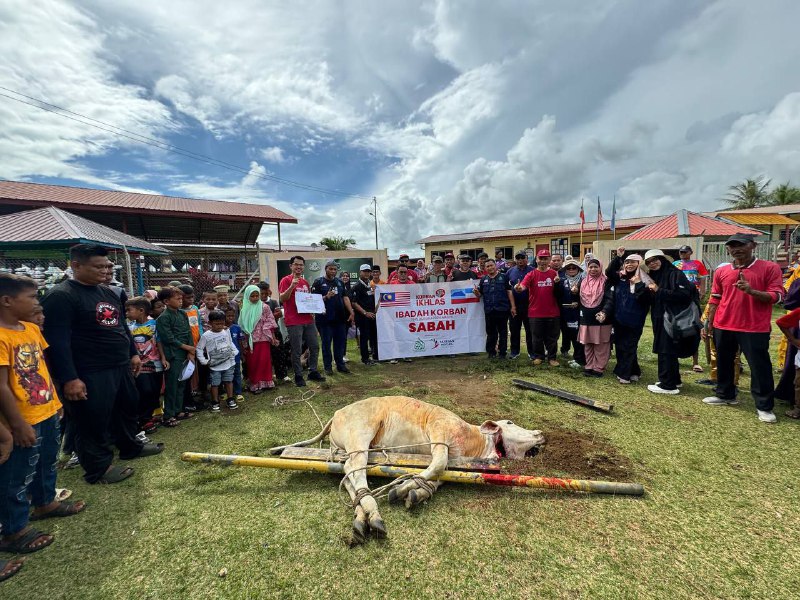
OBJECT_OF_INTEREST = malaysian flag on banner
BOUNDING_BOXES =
[379,291,411,307]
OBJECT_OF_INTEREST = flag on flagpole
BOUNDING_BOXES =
[611,194,616,237]
[597,196,605,231]
[579,199,585,232]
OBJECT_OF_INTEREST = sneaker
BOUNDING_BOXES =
[402,358,413,363]
[227,398,239,410]
[295,376,307,387]
[64,452,80,469]
[617,377,631,384]
[343,356,349,363]
[135,431,151,444]
[648,384,679,395]
[308,371,326,382]
[568,360,582,370]
[141,420,158,434]
[389,359,399,364]
[235,395,245,403]
[364,360,378,366]
[527,354,535,360]
[337,366,352,374]
[655,381,683,388]
[757,410,777,423]
[630,375,640,382]
[548,360,560,367]
[696,378,714,386]
[184,404,198,412]
[509,354,519,360]
[324,368,334,376]
[702,396,739,406]
[210,403,221,413]
[533,358,543,365]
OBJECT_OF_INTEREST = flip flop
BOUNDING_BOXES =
[120,442,164,460]
[692,365,704,373]
[0,528,54,554]
[785,407,800,419]
[0,559,23,581]
[55,488,72,501]
[30,500,86,521]
[95,464,134,484]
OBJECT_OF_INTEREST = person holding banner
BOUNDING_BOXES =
[311,260,355,376]
[515,249,561,366]
[449,255,479,282]
[278,255,324,388]
[507,251,534,360]
[350,265,378,365]
[473,258,516,359]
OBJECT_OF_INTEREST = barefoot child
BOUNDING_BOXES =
[196,310,239,412]
[0,273,85,557]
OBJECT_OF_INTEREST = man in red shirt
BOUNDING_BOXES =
[278,255,324,387]
[387,254,418,283]
[703,234,783,423]
[515,249,561,366]
[443,253,455,279]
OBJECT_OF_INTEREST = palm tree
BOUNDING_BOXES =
[766,182,800,206]
[723,176,771,209]
[320,236,356,250]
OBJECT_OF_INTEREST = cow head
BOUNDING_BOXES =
[480,420,545,459]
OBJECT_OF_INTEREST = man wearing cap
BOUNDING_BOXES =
[279,255,324,387]
[425,256,447,283]
[507,251,535,359]
[214,285,239,322]
[473,258,516,358]
[388,254,419,283]
[443,253,456,279]
[474,252,489,277]
[703,234,784,423]
[311,260,355,375]
[449,254,479,282]
[350,264,378,365]
[515,249,561,365]
[673,245,709,373]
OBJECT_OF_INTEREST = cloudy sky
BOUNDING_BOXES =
[1,0,799,253]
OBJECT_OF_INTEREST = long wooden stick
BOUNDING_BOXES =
[512,378,614,412]
[181,452,644,496]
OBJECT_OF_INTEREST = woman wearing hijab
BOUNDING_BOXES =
[643,249,698,394]
[239,284,279,393]
[559,259,585,368]
[577,258,613,376]
[605,247,652,384]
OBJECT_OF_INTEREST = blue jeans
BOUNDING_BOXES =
[317,321,347,370]
[0,414,60,535]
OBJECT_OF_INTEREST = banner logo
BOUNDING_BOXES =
[450,287,479,304]
[380,291,411,307]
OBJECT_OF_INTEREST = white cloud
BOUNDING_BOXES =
[260,146,287,164]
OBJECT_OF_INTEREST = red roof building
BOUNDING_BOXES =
[622,210,763,241]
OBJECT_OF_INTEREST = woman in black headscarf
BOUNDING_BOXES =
[643,249,698,394]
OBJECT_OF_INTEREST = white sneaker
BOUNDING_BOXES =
[655,381,682,388]
[617,377,631,384]
[757,410,777,423]
[702,396,739,406]
[630,375,639,382]
[64,452,80,469]
[647,384,679,395]
[135,431,151,444]
[568,360,582,370]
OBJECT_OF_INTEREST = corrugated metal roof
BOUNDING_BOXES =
[417,215,662,244]
[709,204,800,215]
[0,180,297,223]
[716,213,800,225]
[622,211,764,241]
[0,206,167,254]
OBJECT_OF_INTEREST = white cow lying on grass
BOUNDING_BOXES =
[269,396,545,544]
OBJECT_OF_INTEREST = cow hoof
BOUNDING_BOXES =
[387,488,400,503]
[405,489,419,508]
[369,518,387,539]
[352,518,368,542]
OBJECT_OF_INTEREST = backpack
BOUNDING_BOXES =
[663,302,701,340]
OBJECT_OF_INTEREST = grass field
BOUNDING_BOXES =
[4,322,799,599]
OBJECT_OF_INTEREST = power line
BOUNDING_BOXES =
[0,85,372,199]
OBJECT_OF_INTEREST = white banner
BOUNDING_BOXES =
[376,282,486,359]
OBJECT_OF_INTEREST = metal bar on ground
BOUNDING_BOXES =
[181,452,643,496]
[279,446,501,472]
[512,378,613,412]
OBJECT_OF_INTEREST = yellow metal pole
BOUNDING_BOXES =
[181,452,644,496]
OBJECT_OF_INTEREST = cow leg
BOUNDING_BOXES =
[341,475,369,544]
[388,443,448,509]
[344,451,387,540]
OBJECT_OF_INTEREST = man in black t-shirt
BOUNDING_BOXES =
[42,245,161,484]
[350,264,378,365]
[310,260,355,375]
[449,254,479,282]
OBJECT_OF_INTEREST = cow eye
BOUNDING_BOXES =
[506,420,514,425]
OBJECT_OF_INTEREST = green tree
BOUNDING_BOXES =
[320,236,356,250]
[766,181,800,206]
[723,176,772,209]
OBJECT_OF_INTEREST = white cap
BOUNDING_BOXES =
[360,263,372,271]
[644,249,665,261]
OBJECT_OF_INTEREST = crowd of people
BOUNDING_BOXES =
[0,233,794,581]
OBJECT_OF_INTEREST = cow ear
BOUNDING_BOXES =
[479,421,501,435]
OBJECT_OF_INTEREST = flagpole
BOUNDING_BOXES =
[612,194,617,241]
[580,198,584,251]
[596,196,600,242]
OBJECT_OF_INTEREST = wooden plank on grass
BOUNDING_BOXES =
[512,378,614,413]
[279,446,501,472]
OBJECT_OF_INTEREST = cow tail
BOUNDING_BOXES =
[267,418,333,455]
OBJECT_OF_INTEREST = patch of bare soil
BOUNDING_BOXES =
[502,425,635,481]
[650,404,697,422]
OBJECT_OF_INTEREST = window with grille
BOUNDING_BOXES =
[550,238,568,257]
[494,246,513,260]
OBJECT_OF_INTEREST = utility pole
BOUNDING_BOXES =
[372,196,379,249]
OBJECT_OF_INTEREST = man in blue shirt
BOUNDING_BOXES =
[311,260,355,375]
[473,258,517,358]
[506,251,534,359]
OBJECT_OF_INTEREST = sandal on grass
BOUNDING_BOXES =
[785,407,800,419]
[0,558,23,581]
[121,442,164,460]
[692,365,704,373]
[0,528,54,554]
[30,500,86,521]
[55,488,72,502]
[94,464,134,484]
[161,417,180,428]
[175,412,193,420]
